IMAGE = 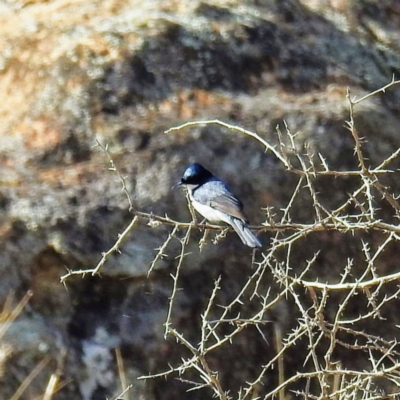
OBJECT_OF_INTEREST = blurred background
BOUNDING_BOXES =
[0,0,400,399]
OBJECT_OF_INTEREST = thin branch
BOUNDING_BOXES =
[94,139,134,212]
[351,76,400,105]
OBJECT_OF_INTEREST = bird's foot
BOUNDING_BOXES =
[196,219,207,231]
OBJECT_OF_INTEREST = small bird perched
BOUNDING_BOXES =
[174,163,262,248]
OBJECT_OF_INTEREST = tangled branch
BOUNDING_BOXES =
[64,77,400,399]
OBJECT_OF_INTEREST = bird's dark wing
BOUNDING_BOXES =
[210,192,249,222]
[193,178,249,222]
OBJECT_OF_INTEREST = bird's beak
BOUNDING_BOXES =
[172,181,182,190]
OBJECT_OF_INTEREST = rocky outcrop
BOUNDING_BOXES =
[0,0,399,399]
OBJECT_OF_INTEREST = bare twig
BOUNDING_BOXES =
[84,77,400,400]
[94,139,134,212]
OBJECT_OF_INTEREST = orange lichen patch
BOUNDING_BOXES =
[0,0,170,37]
[73,35,125,63]
[329,0,350,12]
[177,91,196,119]
[258,192,276,204]
[0,0,144,138]
[301,0,350,13]
[37,162,97,186]
[194,89,231,108]
[272,85,349,114]
[0,223,13,239]
[0,69,44,133]
[159,89,232,119]
[15,120,62,150]
[0,176,22,187]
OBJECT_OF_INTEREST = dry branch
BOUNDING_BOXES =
[66,78,400,399]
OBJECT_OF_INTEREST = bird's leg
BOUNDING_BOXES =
[196,218,208,232]
[184,187,198,224]
[183,188,209,231]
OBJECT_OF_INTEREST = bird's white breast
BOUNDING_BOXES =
[190,198,232,224]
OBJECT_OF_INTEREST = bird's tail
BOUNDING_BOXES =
[230,218,262,248]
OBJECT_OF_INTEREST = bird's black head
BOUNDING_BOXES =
[174,163,213,188]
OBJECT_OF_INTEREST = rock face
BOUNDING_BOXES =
[0,0,400,399]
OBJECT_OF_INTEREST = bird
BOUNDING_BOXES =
[173,163,262,248]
